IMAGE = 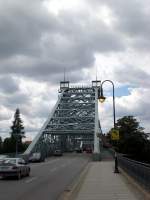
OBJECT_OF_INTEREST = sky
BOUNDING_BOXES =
[0,0,150,140]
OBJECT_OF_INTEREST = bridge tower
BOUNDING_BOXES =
[24,80,102,161]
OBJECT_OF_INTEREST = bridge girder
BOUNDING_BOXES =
[24,81,102,158]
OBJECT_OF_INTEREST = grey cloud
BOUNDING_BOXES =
[0,91,31,110]
[88,0,150,51]
[0,76,19,93]
[0,129,10,139]
[8,92,30,105]
[1,0,150,137]
[111,1,150,38]
[0,57,90,84]
[132,38,150,51]
[116,99,150,128]
[0,0,56,58]
[57,10,124,52]
[0,0,125,83]
[114,65,150,88]
[0,113,10,121]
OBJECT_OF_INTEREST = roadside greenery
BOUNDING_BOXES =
[0,108,28,154]
[108,116,150,163]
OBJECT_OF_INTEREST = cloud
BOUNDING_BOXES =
[100,86,150,133]
[0,0,150,139]
[0,0,52,58]
[0,76,19,93]
[0,0,125,84]
[116,88,150,132]
[114,65,150,88]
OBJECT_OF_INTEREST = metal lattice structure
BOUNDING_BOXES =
[24,81,102,159]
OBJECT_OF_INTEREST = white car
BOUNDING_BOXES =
[29,152,45,162]
[0,155,9,163]
[0,158,30,179]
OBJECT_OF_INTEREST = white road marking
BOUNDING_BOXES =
[25,177,37,183]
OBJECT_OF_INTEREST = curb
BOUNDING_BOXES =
[58,162,91,200]
[119,167,150,200]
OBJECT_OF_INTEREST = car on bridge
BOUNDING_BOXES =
[0,155,9,163]
[29,152,45,162]
[53,149,63,156]
[75,147,82,153]
[0,158,30,180]
[85,147,93,153]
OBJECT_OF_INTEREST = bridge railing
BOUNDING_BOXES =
[118,155,150,191]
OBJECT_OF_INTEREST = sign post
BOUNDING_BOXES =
[111,129,120,173]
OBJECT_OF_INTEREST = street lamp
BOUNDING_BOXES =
[98,80,119,173]
[98,80,116,128]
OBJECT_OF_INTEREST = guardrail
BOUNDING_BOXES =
[118,155,150,191]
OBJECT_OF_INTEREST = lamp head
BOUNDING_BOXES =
[98,95,106,103]
[98,86,106,103]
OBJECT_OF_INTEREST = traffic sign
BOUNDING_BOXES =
[111,129,119,140]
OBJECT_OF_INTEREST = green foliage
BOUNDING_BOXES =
[110,116,150,163]
[0,136,3,153]
[3,137,16,153]
[116,116,144,140]
[0,108,25,154]
[0,109,29,154]
[10,108,25,140]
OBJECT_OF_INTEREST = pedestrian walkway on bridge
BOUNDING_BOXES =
[74,160,147,200]
[70,148,150,200]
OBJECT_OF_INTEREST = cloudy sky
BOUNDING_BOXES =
[0,0,150,140]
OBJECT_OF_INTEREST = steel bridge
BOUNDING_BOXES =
[24,80,102,160]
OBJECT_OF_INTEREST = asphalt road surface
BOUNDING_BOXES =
[0,153,91,200]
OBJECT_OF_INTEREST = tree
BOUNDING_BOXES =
[3,137,15,153]
[0,136,2,153]
[112,116,147,160]
[10,108,25,154]
[116,116,144,139]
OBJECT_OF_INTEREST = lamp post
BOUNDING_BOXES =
[98,80,116,128]
[98,80,119,173]
[14,133,19,157]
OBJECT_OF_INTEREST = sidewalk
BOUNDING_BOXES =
[74,161,144,200]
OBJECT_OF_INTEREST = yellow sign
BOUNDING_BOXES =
[111,129,119,140]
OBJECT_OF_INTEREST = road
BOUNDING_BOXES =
[0,153,91,200]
